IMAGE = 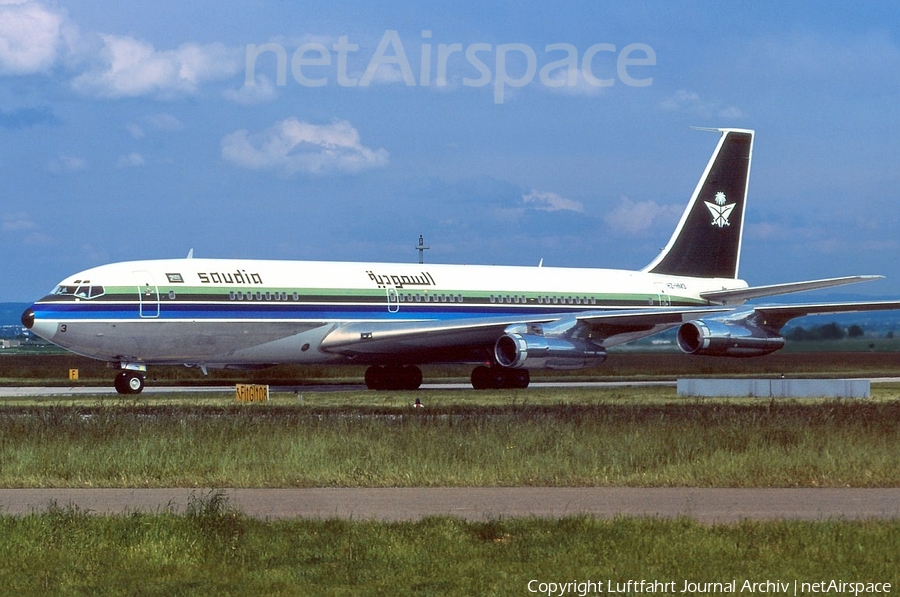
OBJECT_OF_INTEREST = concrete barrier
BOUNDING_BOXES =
[677,378,870,399]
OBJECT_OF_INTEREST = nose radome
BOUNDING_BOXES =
[21,308,34,329]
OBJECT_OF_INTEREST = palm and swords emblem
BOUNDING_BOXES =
[705,191,735,228]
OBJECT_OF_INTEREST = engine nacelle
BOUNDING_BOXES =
[494,333,607,370]
[676,319,785,357]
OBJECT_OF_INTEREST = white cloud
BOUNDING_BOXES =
[0,3,245,98]
[542,69,607,98]
[1,210,51,245]
[221,118,389,176]
[603,197,682,236]
[145,112,183,131]
[746,221,792,242]
[127,112,184,138]
[126,122,145,139]
[223,74,278,105]
[660,89,744,119]
[659,89,700,111]
[1,211,37,232]
[0,0,67,75]
[47,153,87,174]
[117,152,145,168]
[71,34,241,98]
[522,189,584,213]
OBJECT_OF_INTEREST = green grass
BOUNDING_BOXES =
[1,392,898,488]
[4,355,898,594]
[2,370,897,594]
[0,498,896,596]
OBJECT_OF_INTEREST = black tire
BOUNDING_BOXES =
[471,366,530,389]
[506,368,530,389]
[366,365,423,391]
[115,371,145,394]
[471,365,492,390]
[400,365,423,391]
[365,365,385,390]
[114,372,128,394]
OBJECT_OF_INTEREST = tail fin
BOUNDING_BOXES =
[643,128,754,279]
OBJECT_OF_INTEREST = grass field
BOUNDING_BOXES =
[0,499,897,597]
[1,387,898,488]
[3,353,898,594]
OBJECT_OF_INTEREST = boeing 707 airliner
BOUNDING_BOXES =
[21,128,900,393]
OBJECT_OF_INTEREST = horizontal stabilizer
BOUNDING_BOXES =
[756,300,900,330]
[700,275,884,304]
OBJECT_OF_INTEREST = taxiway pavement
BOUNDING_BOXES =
[2,488,899,523]
[0,381,676,397]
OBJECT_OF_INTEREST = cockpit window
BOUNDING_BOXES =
[53,280,105,299]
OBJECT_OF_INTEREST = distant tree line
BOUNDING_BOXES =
[785,322,865,342]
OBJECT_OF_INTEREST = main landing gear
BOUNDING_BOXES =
[365,365,423,390]
[471,365,530,389]
[364,364,531,390]
[114,370,145,394]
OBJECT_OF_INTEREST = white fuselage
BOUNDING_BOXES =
[26,257,745,367]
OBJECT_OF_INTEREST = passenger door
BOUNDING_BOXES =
[133,271,160,318]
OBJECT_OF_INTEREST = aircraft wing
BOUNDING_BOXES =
[320,299,900,361]
[319,306,734,358]
[575,300,900,344]
[319,315,531,362]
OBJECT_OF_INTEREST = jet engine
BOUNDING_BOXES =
[494,333,607,370]
[676,319,785,357]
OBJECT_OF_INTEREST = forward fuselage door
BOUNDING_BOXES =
[133,271,160,318]
[386,287,400,313]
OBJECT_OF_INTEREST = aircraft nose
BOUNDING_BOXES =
[21,307,34,329]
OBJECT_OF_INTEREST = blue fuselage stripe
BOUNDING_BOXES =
[30,301,589,322]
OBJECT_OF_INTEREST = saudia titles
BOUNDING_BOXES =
[367,270,436,289]
[197,270,264,285]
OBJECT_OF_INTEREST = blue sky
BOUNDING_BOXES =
[1,1,898,301]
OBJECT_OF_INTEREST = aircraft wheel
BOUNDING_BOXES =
[471,366,491,390]
[471,366,530,389]
[506,368,530,389]
[366,365,423,390]
[115,371,145,394]
[489,368,509,389]
[471,366,505,389]
[114,372,127,393]
[400,365,423,391]
[383,365,407,390]
[364,365,385,390]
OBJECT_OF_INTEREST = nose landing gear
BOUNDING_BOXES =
[114,370,145,394]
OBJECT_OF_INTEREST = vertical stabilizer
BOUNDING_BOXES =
[643,128,753,279]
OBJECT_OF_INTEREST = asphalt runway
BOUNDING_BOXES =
[0,381,675,397]
[1,488,899,522]
[2,378,899,397]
